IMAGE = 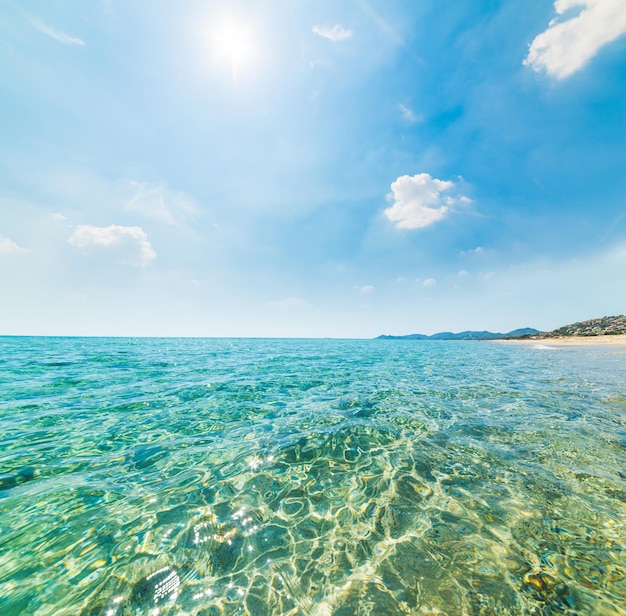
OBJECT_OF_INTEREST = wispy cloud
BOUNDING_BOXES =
[524,0,626,79]
[68,225,156,266]
[398,104,421,124]
[359,285,375,294]
[460,246,484,256]
[125,181,197,226]
[0,236,28,255]
[384,173,471,230]
[312,24,353,42]
[355,0,424,65]
[422,278,437,287]
[31,18,85,46]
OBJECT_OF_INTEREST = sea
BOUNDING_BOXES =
[0,337,625,616]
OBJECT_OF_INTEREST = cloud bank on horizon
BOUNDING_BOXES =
[0,0,625,337]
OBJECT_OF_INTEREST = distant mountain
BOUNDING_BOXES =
[376,327,542,341]
[376,333,430,340]
[376,317,626,341]
[519,315,626,339]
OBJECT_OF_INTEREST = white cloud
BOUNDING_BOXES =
[422,278,437,287]
[458,269,469,277]
[0,236,27,255]
[359,285,375,294]
[460,246,484,256]
[31,18,85,46]
[524,0,626,79]
[312,24,353,42]
[266,297,309,309]
[68,225,156,266]
[398,104,421,123]
[125,181,197,226]
[384,173,470,230]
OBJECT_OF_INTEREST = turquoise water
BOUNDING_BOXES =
[0,337,625,616]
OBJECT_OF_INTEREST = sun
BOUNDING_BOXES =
[212,20,256,80]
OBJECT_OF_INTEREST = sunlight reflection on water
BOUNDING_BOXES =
[0,338,625,615]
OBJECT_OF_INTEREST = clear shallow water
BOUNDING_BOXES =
[0,337,625,616]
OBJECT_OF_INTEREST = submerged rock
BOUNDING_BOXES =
[0,467,38,492]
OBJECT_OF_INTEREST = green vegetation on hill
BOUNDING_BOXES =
[536,315,626,338]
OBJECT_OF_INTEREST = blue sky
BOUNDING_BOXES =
[1,0,625,337]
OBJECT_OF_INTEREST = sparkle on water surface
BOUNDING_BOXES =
[0,337,625,615]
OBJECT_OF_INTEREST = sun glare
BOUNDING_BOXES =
[212,20,256,80]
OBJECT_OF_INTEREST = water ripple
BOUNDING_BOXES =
[0,337,625,615]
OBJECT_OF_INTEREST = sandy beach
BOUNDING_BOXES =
[497,334,626,347]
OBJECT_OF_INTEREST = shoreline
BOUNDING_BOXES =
[495,334,626,347]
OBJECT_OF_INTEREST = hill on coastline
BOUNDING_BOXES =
[520,315,626,339]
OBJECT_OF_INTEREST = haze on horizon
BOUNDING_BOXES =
[1,0,625,338]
